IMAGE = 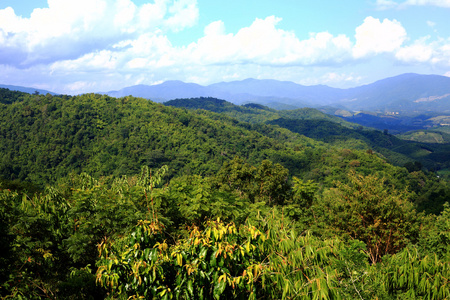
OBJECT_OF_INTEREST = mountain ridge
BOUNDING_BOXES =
[3,73,450,112]
[102,73,450,112]
[0,84,57,96]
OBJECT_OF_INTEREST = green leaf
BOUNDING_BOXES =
[187,280,194,296]
[210,251,217,267]
[213,279,226,300]
[199,247,208,259]
[150,248,158,261]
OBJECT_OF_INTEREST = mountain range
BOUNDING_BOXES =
[0,84,56,96]
[2,73,450,113]
[104,73,450,113]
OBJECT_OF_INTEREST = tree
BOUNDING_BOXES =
[214,157,290,206]
[323,171,421,263]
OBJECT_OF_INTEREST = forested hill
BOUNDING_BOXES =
[0,91,312,184]
[0,90,402,186]
[268,118,450,172]
[2,88,450,299]
[0,90,424,186]
[0,89,447,208]
[165,96,358,126]
[166,97,450,173]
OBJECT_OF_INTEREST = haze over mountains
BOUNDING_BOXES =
[3,73,450,113]
[0,84,56,96]
[104,73,450,113]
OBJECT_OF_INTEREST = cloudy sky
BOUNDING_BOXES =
[1,0,450,94]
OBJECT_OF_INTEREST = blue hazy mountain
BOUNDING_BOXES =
[208,78,344,105]
[103,73,450,112]
[341,73,450,111]
[0,84,57,95]
[105,81,210,102]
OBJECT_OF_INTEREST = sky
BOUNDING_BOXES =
[1,0,450,94]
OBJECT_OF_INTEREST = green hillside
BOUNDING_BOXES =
[165,97,450,173]
[268,118,450,171]
[0,92,321,185]
[165,97,358,127]
[1,89,450,299]
[399,129,450,143]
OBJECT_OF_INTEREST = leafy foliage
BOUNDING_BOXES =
[322,171,421,263]
[96,219,270,299]
[382,247,450,299]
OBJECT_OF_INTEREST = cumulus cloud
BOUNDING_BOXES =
[2,1,450,94]
[353,17,407,58]
[0,0,198,66]
[395,38,434,63]
[392,36,450,66]
[180,16,353,66]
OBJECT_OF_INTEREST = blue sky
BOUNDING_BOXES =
[1,0,450,94]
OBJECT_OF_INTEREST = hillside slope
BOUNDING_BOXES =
[0,91,320,184]
[165,97,450,172]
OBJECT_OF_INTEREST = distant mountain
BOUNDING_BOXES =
[104,79,332,107]
[104,80,313,108]
[105,81,210,102]
[0,84,56,95]
[208,78,343,105]
[105,73,450,113]
[4,74,450,113]
[342,73,450,111]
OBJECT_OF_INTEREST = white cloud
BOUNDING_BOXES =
[181,16,352,66]
[65,81,98,93]
[402,0,450,7]
[204,20,226,36]
[376,0,450,8]
[392,36,450,66]
[138,0,168,29]
[0,0,198,66]
[2,1,450,95]
[165,0,199,31]
[430,42,450,65]
[353,17,407,58]
[395,38,434,62]
[375,0,399,9]
[426,20,436,27]
[296,72,364,87]
[50,50,119,72]
[113,0,137,31]
[323,72,363,84]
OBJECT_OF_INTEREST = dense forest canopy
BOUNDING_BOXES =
[166,97,450,173]
[1,89,449,299]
